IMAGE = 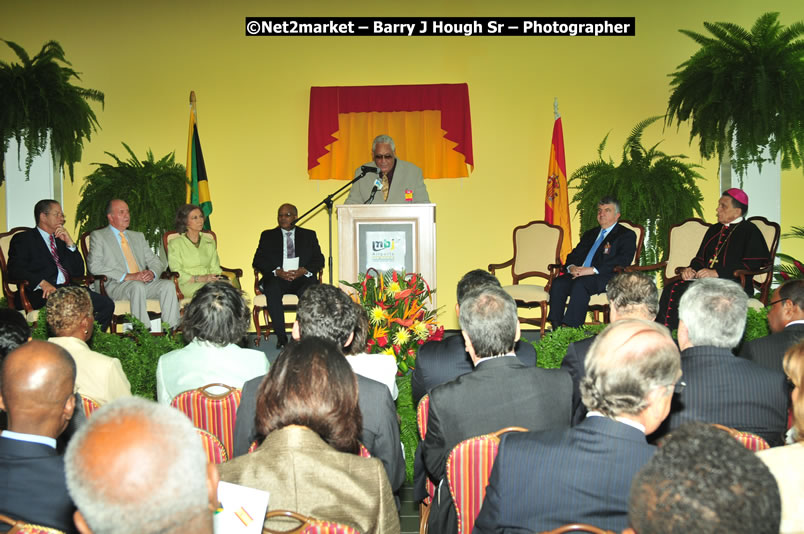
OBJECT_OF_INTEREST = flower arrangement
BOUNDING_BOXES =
[341,269,443,374]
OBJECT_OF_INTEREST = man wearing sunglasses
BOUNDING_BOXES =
[345,134,430,204]
[740,279,804,374]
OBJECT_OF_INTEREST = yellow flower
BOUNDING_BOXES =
[393,329,411,346]
[385,281,401,297]
[382,347,396,358]
[369,306,386,325]
[412,321,429,340]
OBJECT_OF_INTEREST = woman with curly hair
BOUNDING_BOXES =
[47,286,131,405]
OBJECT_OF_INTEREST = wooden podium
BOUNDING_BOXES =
[337,204,437,307]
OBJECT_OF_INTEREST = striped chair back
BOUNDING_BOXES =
[80,395,101,418]
[263,510,360,534]
[416,394,436,505]
[711,423,771,452]
[196,428,229,464]
[171,383,242,458]
[446,427,528,534]
[0,514,66,534]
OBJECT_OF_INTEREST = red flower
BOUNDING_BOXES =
[429,325,445,341]
[392,271,398,282]
[780,272,790,281]
[395,288,414,300]
[393,344,401,355]
[407,348,416,357]
[376,336,388,348]
[367,338,376,350]
[418,339,425,345]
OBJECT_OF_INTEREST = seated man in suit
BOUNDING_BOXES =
[562,271,659,423]
[87,199,180,329]
[422,286,572,534]
[233,284,406,498]
[627,422,781,534]
[345,134,430,205]
[411,268,537,406]
[739,279,804,374]
[659,278,789,446]
[252,203,324,348]
[65,398,220,534]
[547,196,637,328]
[474,319,681,533]
[7,199,114,330]
[0,341,78,533]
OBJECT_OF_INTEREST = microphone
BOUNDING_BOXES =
[365,178,383,204]
[361,165,379,174]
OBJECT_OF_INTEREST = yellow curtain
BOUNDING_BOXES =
[309,110,470,180]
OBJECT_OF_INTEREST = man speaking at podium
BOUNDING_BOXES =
[345,134,430,204]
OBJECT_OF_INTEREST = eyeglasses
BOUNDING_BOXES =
[766,297,789,309]
[373,153,394,160]
[674,381,686,394]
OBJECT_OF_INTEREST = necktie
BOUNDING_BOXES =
[582,230,607,267]
[119,232,140,273]
[381,173,390,201]
[49,234,69,283]
[286,231,296,258]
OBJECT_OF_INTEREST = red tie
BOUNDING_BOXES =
[49,234,70,284]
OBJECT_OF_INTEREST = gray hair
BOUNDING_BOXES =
[599,195,621,214]
[65,398,210,534]
[372,134,396,153]
[679,278,747,349]
[606,272,659,319]
[458,286,518,358]
[581,319,680,416]
[181,281,251,346]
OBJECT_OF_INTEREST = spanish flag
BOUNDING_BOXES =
[545,112,572,262]
[186,91,212,230]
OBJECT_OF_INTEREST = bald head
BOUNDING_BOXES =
[581,319,681,431]
[0,340,76,437]
[65,398,217,534]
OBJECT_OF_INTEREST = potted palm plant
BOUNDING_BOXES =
[570,116,705,266]
[666,12,804,184]
[0,39,104,185]
[75,143,186,249]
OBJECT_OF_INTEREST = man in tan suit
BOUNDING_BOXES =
[87,199,179,328]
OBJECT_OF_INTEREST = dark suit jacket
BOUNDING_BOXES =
[473,417,656,533]
[232,372,405,494]
[7,227,85,309]
[411,334,537,406]
[564,223,637,281]
[252,226,325,276]
[739,323,804,375]
[660,345,789,446]
[560,336,596,425]
[422,356,572,534]
[0,437,77,534]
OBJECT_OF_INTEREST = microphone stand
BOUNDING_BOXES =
[295,169,372,285]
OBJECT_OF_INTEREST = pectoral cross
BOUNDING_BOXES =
[708,255,718,268]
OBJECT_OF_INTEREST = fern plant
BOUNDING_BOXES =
[570,116,705,266]
[0,39,104,185]
[775,226,804,283]
[666,12,804,178]
[75,143,186,249]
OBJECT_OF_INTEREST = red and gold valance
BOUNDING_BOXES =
[307,83,473,180]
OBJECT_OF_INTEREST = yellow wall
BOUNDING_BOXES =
[2,0,801,329]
